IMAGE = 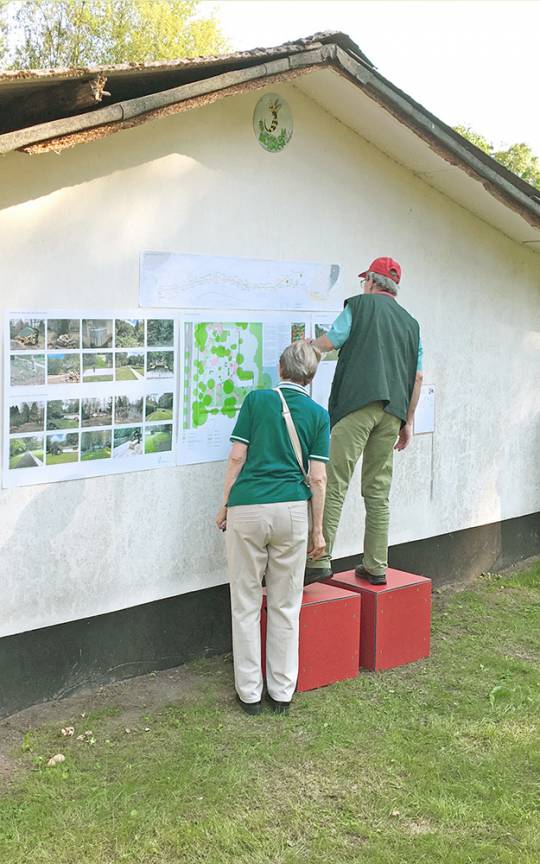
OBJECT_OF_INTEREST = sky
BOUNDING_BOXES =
[200,1,539,154]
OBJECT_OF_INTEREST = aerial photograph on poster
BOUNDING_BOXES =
[47,353,81,384]
[82,352,114,382]
[46,432,79,465]
[82,319,113,349]
[10,318,45,350]
[144,424,172,453]
[113,426,143,457]
[46,398,80,430]
[81,430,112,461]
[115,318,145,348]
[47,319,80,349]
[114,395,144,424]
[146,319,174,347]
[9,400,45,434]
[9,435,44,469]
[10,354,46,386]
[115,352,145,380]
[81,397,113,427]
[145,392,173,421]
[147,351,174,379]
[314,323,339,360]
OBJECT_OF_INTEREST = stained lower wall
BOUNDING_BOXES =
[1,512,538,719]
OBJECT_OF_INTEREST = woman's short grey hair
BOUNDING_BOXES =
[368,271,398,296]
[279,340,321,386]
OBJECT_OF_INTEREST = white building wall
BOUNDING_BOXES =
[1,81,539,638]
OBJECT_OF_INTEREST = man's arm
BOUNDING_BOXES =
[215,442,248,529]
[307,459,327,559]
[395,371,423,451]
[309,306,352,354]
[310,333,335,353]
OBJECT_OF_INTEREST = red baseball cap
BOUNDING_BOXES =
[359,257,401,284]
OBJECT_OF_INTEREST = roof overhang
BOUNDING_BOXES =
[0,33,539,251]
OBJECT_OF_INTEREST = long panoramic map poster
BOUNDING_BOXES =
[140,251,341,312]
[3,313,178,488]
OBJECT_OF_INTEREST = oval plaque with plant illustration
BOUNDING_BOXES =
[253,93,293,153]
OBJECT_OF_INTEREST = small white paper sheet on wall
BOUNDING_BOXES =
[414,385,435,435]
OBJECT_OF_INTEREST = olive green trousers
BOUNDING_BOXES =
[311,401,401,576]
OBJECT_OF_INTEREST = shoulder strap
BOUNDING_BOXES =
[274,387,310,487]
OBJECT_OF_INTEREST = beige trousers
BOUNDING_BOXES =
[226,501,309,704]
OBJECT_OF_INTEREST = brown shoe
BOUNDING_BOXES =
[354,564,387,586]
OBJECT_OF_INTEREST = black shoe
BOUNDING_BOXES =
[267,695,290,715]
[304,566,333,585]
[354,564,387,586]
[236,695,262,716]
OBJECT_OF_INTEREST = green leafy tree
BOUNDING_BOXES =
[158,392,173,410]
[456,125,540,190]
[3,0,227,69]
[147,318,174,346]
[492,143,540,189]
[0,1,8,60]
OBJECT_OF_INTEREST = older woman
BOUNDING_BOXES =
[215,341,330,716]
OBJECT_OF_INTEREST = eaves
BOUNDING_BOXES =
[0,40,538,240]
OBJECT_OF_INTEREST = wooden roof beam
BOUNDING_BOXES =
[0,74,108,135]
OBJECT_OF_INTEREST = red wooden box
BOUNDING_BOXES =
[328,568,431,671]
[261,582,361,692]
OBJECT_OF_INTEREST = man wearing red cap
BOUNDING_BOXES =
[305,257,423,585]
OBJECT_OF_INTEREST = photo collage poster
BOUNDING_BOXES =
[4,313,178,488]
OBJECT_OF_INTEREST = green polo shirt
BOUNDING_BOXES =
[227,382,330,507]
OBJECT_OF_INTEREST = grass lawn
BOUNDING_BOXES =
[0,563,538,864]
[47,419,79,429]
[116,367,140,381]
[46,452,78,465]
[145,431,172,453]
[83,374,113,382]
[116,367,135,380]
[81,448,111,460]
[146,409,173,421]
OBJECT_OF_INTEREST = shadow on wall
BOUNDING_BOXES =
[0,98,249,211]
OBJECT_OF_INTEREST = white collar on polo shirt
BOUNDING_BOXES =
[276,380,309,395]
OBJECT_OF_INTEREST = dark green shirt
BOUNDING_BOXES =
[227,382,330,507]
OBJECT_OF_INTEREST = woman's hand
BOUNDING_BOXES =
[215,505,228,532]
[308,530,326,560]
